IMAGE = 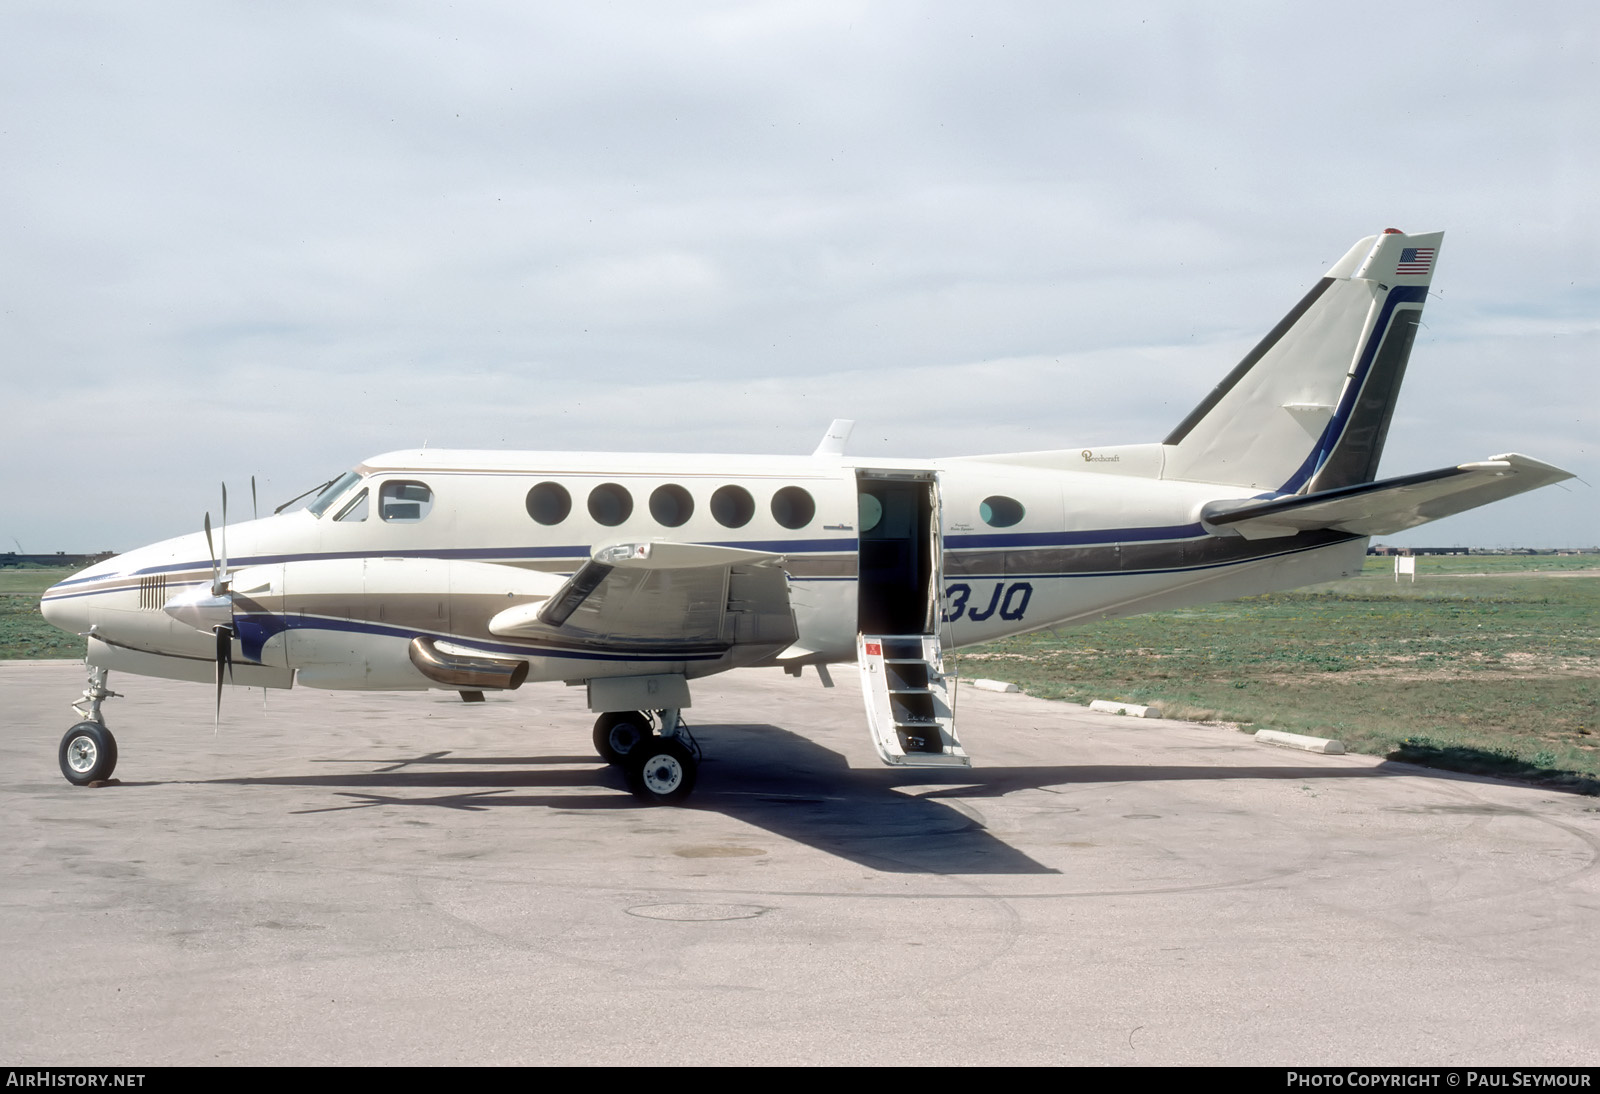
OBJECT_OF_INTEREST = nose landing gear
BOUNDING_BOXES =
[60,721,117,785]
[59,665,121,786]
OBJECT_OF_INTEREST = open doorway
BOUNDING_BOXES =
[855,471,939,636]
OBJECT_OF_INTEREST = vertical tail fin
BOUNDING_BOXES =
[1162,229,1443,493]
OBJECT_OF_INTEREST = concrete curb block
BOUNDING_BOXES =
[1089,700,1154,718]
[1255,729,1345,755]
[969,679,1020,693]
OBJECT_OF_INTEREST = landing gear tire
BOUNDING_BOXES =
[624,738,697,805]
[59,722,118,786]
[593,711,652,765]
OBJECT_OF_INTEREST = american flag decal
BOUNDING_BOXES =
[1396,246,1435,276]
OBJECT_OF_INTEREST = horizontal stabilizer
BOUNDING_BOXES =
[1202,453,1573,539]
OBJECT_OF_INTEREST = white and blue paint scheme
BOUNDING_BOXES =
[41,229,1572,802]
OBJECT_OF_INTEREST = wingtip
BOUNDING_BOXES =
[1475,453,1576,483]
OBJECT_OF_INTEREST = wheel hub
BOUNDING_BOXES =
[642,755,683,794]
[66,736,97,774]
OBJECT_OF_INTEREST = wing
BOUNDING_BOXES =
[1201,453,1573,540]
[487,540,798,664]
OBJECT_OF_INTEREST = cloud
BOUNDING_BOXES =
[2,1,1595,550]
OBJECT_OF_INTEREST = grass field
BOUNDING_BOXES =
[957,554,1599,794]
[0,567,89,659]
[7,556,1597,792]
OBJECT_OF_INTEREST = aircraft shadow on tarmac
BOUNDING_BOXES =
[204,722,1421,876]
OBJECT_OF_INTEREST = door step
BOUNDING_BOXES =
[857,634,969,767]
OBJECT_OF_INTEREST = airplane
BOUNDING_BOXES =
[39,228,1573,804]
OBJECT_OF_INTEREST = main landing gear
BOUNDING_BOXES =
[592,710,654,765]
[59,666,121,786]
[591,708,699,806]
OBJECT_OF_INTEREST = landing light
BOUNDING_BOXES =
[595,543,649,563]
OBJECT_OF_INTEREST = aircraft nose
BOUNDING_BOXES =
[40,577,91,636]
[40,554,125,637]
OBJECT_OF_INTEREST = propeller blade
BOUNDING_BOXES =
[219,483,228,590]
[214,627,224,723]
[203,510,224,596]
[251,476,258,521]
[213,625,234,725]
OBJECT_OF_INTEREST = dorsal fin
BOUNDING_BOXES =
[813,419,854,457]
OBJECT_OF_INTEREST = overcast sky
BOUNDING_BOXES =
[3,1,1595,552]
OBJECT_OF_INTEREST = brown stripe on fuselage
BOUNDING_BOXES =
[946,529,1357,578]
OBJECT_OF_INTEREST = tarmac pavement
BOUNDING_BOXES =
[2,658,1596,1066]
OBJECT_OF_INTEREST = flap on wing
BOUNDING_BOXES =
[1203,453,1573,540]
[488,541,798,654]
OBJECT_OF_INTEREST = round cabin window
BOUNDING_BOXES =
[588,483,634,527]
[979,495,1025,528]
[858,493,883,533]
[710,485,755,528]
[770,486,816,530]
[526,482,572,525]
[649,484,694,527]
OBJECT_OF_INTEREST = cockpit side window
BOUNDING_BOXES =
[308,471,363,518]
[380,480,433,523]
[333,489,369,522]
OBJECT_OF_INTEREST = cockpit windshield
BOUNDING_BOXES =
[306,470,364,518]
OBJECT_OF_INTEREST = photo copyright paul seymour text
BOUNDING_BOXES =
[1287,1075,1592,1089]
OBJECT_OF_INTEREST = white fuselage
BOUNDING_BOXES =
[42,445,1369,695]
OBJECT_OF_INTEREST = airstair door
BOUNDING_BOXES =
[855,471,968,767]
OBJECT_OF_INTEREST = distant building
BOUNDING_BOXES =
[1367,545,1597,557]
[0,551,115,568]
[1367,545,1470,556]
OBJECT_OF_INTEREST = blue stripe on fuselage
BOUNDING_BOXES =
[234,612,729,664]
